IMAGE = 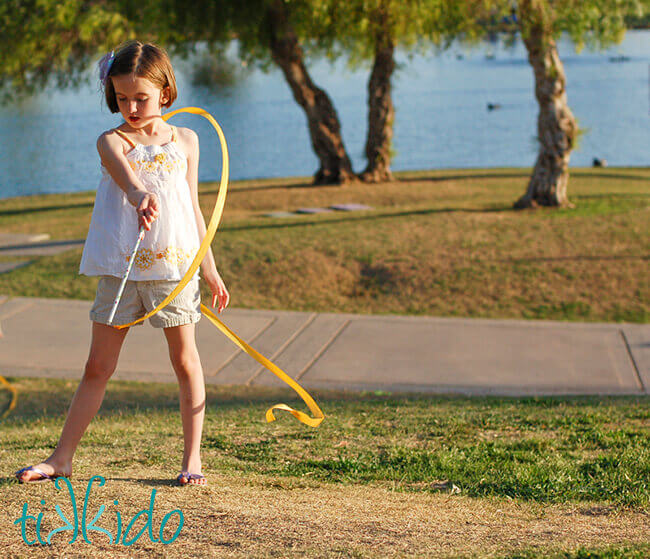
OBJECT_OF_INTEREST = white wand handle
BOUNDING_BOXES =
[107,225,146,326]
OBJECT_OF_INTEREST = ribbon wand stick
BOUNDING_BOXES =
[107,225,146,326]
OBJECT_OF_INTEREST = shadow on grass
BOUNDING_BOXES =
[1,379,646,425]
[101,476,181,487]
[397,172,532,183]
[0,378,387,423]
[220,205,517,233]
[0,202,94,218]
[0,239,85,252]
[498,254,649,264]
[576,192,650,199]
[570,171,650,182]
[201,180,315,196]
[194,169,650,197]
[1,473,180,487]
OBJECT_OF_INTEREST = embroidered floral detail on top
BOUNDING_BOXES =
[123,246,194,271]
[156,246,193,265]
[130,151,184,175]
[133,248,155,270]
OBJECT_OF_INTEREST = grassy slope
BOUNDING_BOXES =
[0,167,648,323]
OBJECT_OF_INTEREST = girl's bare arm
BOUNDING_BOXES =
[96,131,159,230]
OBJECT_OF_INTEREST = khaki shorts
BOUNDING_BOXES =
[90,275,202,328]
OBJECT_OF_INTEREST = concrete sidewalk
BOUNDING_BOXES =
[0,233,85,274]
[0,294,647,396]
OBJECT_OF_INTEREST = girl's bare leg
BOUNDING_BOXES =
[163,323,206,485]
[17,322,129,481]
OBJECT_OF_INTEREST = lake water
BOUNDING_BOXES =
[0,31,648,200]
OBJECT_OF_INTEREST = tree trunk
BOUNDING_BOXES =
[515,1,577,209]
[361,18,395,183]
[266,2,355,185]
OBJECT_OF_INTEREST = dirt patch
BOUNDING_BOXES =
[1,473,647,558]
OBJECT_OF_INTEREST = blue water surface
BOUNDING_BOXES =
[0,31,647,199]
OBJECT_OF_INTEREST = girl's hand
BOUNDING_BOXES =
[136,192,160,231]
[203,269,230,313]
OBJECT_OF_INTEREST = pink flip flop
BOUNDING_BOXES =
[15,465,67,484]
[176,471,206,486]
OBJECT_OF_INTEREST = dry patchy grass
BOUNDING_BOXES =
[1,379,648,557]
[0,167,648,322]
[1,473,649,558]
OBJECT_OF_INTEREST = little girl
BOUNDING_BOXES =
[15,40,229,486]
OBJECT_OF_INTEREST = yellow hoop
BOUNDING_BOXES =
[113,107,324,427]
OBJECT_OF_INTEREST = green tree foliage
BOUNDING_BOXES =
[0,0,356,183]
[524,0,647,51]
[298,1,484,181]
[460,0,648,49]
[306,0,477,63]
[0,0,133,102]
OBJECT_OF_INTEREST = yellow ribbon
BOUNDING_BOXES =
[0,373,17,420]
[113,107,324,427]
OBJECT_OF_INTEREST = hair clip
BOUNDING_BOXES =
[98,50,115,84]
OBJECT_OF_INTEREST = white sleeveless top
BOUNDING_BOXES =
[79,125,201,281]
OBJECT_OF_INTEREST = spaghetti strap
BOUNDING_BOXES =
[170,125,176,143]
[113,128,137,149]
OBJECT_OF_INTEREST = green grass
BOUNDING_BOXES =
[2,379,648,556]
[501,542,650,558]
[2,379,648,509]
[0,167,648,323]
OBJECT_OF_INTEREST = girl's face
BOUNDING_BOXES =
[111,73,170,128]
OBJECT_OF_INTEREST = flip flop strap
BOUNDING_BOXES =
[18,465,52,479]
[31,466,52,479]
[179,471,204,480]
